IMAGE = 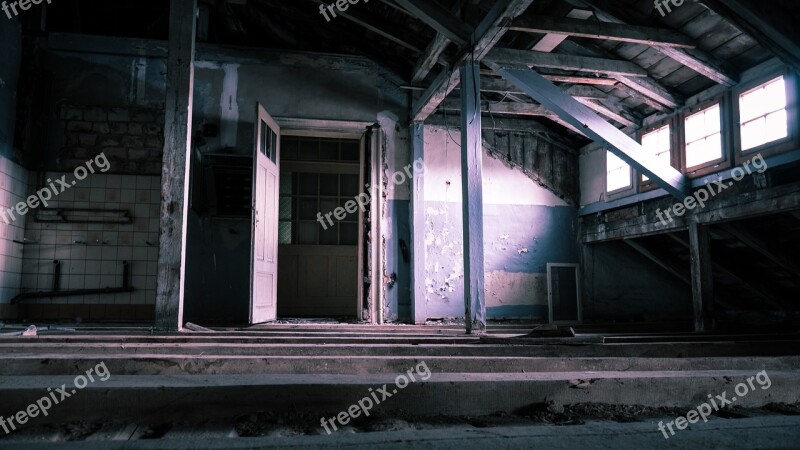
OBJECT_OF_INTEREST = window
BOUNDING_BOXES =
[739,76,788,151]
[279,172,360,246]
[684,104,722,168]
[640,124,671,182]
[279,136,361,246]
[606,150,631,193]
[281,136,360,162]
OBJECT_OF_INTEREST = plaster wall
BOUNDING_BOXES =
[421,126,579,320]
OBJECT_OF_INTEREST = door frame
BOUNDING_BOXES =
[274,117,374,320]
[546,263,582,325]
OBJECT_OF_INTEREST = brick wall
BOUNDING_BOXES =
[58,105,165,175]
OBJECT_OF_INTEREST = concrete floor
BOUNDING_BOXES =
[1,416,799,449]
[0,323,798,447]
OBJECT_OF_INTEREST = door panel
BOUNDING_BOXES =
[250,103,280,324]
[277,245,358,317]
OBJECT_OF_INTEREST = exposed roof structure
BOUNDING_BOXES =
[44,0,799,140]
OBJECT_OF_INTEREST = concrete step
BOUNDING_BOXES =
[2,417,799,449]
[0,354,797,376]
[0,371,795,426]
[2,339,800,357]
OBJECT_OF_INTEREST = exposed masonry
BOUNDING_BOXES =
[482,130,579,205]
[57,105,165,175]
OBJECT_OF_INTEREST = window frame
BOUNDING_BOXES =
[680,95,730,178]
[637,118,678,192]
[279,135,362,247]
[732,70,798,165]
[604,148,635,200]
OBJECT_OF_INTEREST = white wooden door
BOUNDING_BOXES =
[250,103,280,324]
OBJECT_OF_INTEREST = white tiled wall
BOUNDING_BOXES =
[20,172,162,305]
[0,155,28,304]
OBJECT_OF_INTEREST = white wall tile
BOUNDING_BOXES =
[13,173,162,305]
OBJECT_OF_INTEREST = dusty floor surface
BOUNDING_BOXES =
[0,402,797,443]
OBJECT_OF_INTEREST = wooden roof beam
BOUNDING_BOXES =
[412,0,535,121]
[509,15,697,49]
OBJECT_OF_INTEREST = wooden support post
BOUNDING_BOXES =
[410,123,427,324]
[460,63,486,334]
[155,0,197,332]
[688,219,714,332]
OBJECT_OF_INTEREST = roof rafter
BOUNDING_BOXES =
[509,14,697,49]
[310,0,423,53]
[392,0,472,45]
[487,47,650,77]
[563,0,737,86]
[413,0,535,121]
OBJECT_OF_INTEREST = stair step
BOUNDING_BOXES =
[0,371,795,425]
[0,355,798,375]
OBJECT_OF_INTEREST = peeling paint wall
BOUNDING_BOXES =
[421,126,579,320]
[579,146,608,207]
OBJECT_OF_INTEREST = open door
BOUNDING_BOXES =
[250,103,280,324]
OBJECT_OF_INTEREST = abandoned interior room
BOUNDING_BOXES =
[0,0,798,447]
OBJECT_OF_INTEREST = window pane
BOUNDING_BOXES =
[341,142,359,161]
[319,139,339,161]
[319,198,338,214]
[319,225,338,245]
[740,76,788,151]
[685,111,706,142]
[607,150,631,192]
[299,139,318,160]
[270,130,278,163]
[741,118,764,151]
[279,221,293,244]
[297,222,317,245]
[658,127,671,151]
[704,105,721,133]
[641,125,671,182]
[641,132,658,152]
[298,198,318,220]
[279,197,293,220]
[282,137,298,161]
[298,173,318,196]
[763,77,787,109]
[686,133,722,168]
[260,121,268,156]
[320,174,338,197]
[685,105,722,168]
[340,174,359,197]
[280,172,295,195]
[765,109,788,142]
